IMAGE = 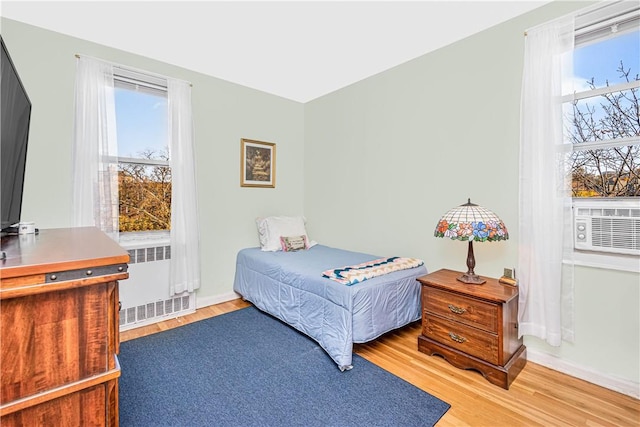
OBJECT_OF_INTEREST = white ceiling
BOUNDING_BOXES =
[1,1,550,103]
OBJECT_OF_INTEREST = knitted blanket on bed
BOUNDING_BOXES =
[322,256,424,286]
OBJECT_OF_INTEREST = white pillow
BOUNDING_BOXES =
[256,216,310,252]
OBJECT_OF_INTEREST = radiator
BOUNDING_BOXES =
[119,242,196,331]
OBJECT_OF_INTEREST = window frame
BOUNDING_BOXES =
[565,1,640,272]
[113,68,171,244]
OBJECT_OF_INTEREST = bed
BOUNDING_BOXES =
[233,243,428,371]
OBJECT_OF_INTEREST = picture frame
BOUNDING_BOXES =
[240,138,276,188]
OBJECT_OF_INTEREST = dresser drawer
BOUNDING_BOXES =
[423,286,498,333]
[423,314,499,365]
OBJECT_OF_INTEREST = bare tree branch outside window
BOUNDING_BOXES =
[567,61,640,198]
[118,149,171,232]
[114,81,169,234]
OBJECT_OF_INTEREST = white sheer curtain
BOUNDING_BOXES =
[518,16,575,346]
[72,56,119,240]
[73,58,200,297]
[167,79,201,295]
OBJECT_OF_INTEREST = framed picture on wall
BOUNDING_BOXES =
[241,138,276,188]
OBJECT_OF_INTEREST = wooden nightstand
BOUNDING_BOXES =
[417,269,526,389]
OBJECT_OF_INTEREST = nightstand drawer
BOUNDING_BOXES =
[423,314,499,365]
[423,286,498,333]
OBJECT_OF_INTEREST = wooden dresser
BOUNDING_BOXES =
[0,227,129,426]
[417,269,526,389]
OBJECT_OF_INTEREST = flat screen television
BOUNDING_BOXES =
[1,36,31,235]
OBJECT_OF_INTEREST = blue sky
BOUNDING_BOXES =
[573,30,639,90]
[568,29,639,143]
[115,88,168,159]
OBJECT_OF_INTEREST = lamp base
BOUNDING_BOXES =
[457,273,486,285]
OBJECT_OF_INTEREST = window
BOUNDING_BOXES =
[114,69,171,235]
[564,6,639,199]
[73,57,200,296]
[563,2,640,268]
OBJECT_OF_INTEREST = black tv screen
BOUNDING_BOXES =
[1,36,31,232]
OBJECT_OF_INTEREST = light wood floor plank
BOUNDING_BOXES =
[120,299,640,426]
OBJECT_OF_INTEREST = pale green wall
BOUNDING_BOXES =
[304,1,639,388]
[3,1,638,391]
[527,266,639,383]
[0,18,305,299]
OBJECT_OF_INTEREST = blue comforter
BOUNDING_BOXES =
[233,245,427,370]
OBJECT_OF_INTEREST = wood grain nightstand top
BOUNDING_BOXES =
[417,269,518,304]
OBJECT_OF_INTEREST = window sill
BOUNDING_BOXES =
[567,251,639,273]
[118,230,170,249]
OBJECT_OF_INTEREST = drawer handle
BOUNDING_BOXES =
[448,304,466,315]
[448,332,467,343]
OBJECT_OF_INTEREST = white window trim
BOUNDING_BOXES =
[118,156,169,167]
[562,79,640,103]
[119,230,170,249]
[569,251,639,273]
[113,66,168,95]
[114,68,171,241]
[575,0,639,47]
[566,1,640,272]
[571,136,639,152]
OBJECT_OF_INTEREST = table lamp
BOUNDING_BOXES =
[434,199,509,284]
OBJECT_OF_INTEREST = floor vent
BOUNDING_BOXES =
[119,295,192,329]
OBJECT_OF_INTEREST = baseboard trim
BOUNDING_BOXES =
[527,348,639,399]
[196,291,242,310]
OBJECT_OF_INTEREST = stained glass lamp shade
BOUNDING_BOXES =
[434,199,509,284]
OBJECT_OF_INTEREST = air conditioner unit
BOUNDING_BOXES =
[574,204,640,256]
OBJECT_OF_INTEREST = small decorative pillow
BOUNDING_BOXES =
[256,216,309,251]
[280,235,308,252]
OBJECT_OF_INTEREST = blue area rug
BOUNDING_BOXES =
[119,306,450,426]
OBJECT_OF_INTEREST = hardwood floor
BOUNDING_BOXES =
[120,299,640,426]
